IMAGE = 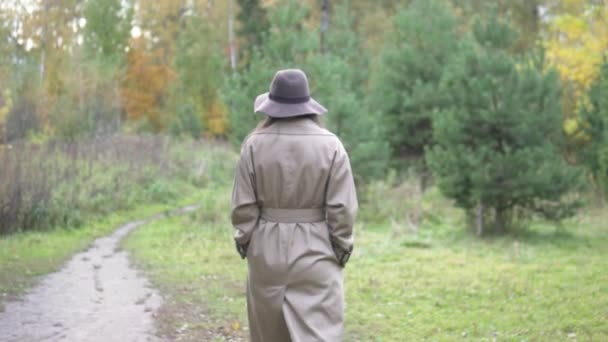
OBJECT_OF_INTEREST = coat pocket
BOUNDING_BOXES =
[313,222,342,266]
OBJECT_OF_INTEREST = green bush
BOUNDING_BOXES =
[579,60,608,198]
[427,14,583,234]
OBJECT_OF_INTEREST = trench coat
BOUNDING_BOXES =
[231,116,358,342]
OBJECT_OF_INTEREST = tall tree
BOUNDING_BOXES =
[310,0,389,182]
[129,0,193,133]
[579,59,608,199]
[319,0,330,54]
[22,0,82,85]
[451,0,542,53]
[169,14,227,138]
[83,0,133,63]
[4,57,42,141]
[77,0,134,135]
[121,38,174,132]
[544,1,608,144]
[370,0,461,186]
[10,0,84,136]
[0,5,16,141]
[236,0,270,66]
[225,0,316,145]
[427,14,582,234]
[136,0,189,61]
[347,0,408,53]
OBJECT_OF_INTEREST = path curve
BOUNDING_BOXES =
[0,205,199,342]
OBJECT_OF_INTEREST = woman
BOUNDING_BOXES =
[231,68,358,342]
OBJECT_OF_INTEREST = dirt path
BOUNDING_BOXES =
[0,206,199,342]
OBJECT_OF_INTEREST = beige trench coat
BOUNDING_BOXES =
[231,116,358,342]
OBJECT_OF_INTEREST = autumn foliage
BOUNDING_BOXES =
[0,0,607,206]
[122,42,175,132]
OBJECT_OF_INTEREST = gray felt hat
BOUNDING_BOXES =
[254,69,327,118]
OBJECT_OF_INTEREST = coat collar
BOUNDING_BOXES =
[256,117,326,135]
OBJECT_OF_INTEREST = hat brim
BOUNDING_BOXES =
[254,93,327,118]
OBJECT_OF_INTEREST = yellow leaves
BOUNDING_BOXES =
[206,100,228,137]
[0,88,11,140]
[122,42,175,132]
[545,1,608,122]
[0,89,12,124]
[230,320,241,331]
[552,14,587,38]
[546,32,603,92]
[560,0,589,13]
[563,117,579,136]
[137,0,188,60]
[563,117,591,144]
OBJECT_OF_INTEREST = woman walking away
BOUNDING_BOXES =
[231,68,358,342]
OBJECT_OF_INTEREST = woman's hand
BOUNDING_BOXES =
[331,240,353,268]
[235,240,249,259]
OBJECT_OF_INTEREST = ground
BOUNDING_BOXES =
[123,185,608,341]
[0,206,198,341]
[1,185,607,341]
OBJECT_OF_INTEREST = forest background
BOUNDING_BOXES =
[1,0,607,339]
[2,0,608,235]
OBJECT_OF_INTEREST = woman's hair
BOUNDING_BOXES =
[254,114,324,131]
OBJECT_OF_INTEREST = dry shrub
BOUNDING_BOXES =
[0,134,234,234]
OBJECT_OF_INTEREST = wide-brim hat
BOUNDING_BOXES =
[254,69,327,118]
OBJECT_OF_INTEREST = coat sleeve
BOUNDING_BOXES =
[231,142,259,247]
[326,140,358,254]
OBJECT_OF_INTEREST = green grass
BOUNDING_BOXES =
[346,216,608,341]
[124,183,608,341]
[0,189,209,306]
[122,186,248,341]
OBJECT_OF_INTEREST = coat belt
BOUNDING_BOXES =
[260,208,326,223]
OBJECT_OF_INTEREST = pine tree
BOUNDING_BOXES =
[224,0,316,145]
[579,59,608,198]
[236,0,270,66]
[427,14,583,234]
[310,1,389,181]
[227,0,388,182]
[370,0,461,185]
[450,0,542,53]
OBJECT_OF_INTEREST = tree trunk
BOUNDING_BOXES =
[476,202,484,236]
[420,168,431,193]
[40,49,45,81]
[409,173,424,233]
[596,176,606,206]
[228,0,237,72]
[495,207,507,234]
[320,0,330,54]
[113,79,122,132]
[530,1,540,34]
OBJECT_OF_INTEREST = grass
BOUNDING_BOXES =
[0,189,210,308]
[122,185,248,341]
[345,215,608,341]
[124,182,608,341]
